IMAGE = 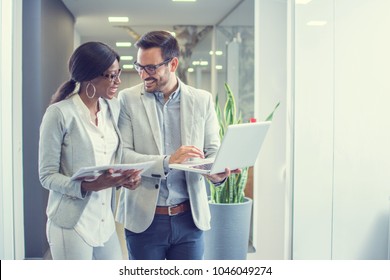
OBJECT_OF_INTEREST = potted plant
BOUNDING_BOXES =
[204,82,279,260]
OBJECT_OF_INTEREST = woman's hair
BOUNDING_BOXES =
[50,41,120,104]
[135,30,179,60]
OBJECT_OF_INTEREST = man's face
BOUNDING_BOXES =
[135,47,172,93]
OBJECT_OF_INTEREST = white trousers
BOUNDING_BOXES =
[47,219,123,260]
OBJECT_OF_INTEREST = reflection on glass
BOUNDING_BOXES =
[215,0,255,122]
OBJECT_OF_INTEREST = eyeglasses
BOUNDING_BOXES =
[133,58,173,75]
[101,69,122,82]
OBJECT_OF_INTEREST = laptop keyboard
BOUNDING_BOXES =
[190,163,213,170]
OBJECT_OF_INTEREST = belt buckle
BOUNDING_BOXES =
[168,205,178,216]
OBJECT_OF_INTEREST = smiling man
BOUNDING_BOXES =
[115,30,239,260]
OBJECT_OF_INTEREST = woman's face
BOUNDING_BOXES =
[93,59,121,100]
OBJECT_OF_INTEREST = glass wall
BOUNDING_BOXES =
[215,24,254,121]
[185,0,255,122]
[183,1,255,124]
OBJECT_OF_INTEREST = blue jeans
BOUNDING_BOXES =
[124,211,204,260]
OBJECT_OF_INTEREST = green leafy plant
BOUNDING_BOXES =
[209,83,280,203]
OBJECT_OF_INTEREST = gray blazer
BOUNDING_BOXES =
[38,95,122,228]
[115,80,220,232]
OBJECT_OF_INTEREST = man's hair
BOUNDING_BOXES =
[135,30,180,59]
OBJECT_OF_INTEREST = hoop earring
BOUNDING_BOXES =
[86,82,96,99]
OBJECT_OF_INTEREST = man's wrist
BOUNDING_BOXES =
[163,155,171,174]
[211,177,227,186]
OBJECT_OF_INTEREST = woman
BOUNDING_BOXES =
[39,41,140,260]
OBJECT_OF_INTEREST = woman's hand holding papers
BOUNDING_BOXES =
[81,169,142,192]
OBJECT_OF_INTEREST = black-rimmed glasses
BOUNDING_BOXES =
[133,58,173,75]
[101,69,122,82]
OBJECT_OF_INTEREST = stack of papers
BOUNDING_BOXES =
[70,161,155,181]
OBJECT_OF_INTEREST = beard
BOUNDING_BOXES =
[143,73,169,93]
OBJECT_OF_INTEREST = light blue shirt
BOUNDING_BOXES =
[153,84,189,206]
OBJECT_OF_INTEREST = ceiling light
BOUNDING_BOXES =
[295,0,312,4]
[116,42,132,47]
[108,17,129,23]
[123,64,134,69]
[216,65,223,70]
[192,60,208,66]
[187,68,194,72]
[120,56,133,61]
[306,21,327,26]
[209,50,223,56]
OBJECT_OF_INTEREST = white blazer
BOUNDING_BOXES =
[115,80,220,232]
[39,95,122,228]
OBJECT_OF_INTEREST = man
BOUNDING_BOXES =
[116,30,239,260]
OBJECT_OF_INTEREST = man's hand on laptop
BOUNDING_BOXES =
[169,145,205,164]
[205,168,241,185]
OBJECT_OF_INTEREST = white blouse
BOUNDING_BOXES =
[73,95,119,247]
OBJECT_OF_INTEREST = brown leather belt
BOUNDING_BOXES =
[155,201,190,216]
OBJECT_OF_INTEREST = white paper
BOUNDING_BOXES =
[70,161,155,181]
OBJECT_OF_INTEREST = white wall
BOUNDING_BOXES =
[293,0,390,259]
[248,0,288,260]
[293,0,334,259]
[0,0,6,260]
[0,0,24,260]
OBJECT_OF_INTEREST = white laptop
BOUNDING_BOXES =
[169,121,271,174]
